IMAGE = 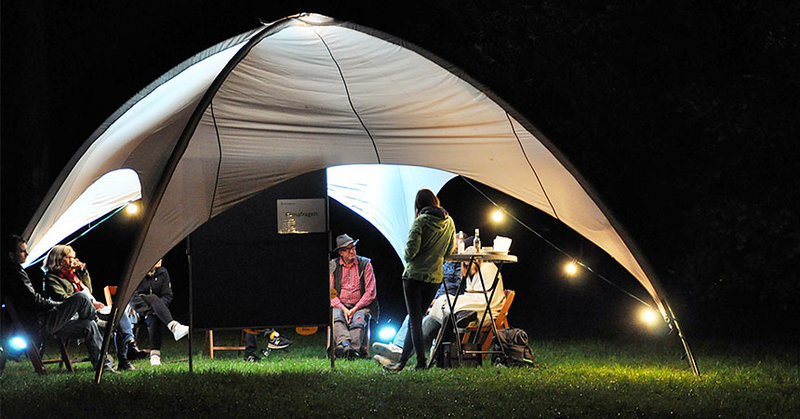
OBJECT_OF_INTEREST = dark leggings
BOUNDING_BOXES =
[139,294,175,350]
[399,278,440,368]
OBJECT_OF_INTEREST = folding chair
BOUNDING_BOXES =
[327,312,373,358]
[2,298,74,374]
[460,289,516,360]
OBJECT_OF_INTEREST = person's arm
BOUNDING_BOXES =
[45,273,72,302]
[329,269,344,309]
[404,218,422,263]
[78,270,92,293]
[158,268,174,305]
[353,261,376,312]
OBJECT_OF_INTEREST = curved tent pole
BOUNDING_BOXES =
[95,15,304,384]
[664,298,700,376]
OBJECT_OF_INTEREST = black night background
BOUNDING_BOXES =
[2,0,798,347]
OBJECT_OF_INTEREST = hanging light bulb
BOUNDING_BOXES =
[491,208,504,223]
[564,260,579,276]
[125,202,139,215]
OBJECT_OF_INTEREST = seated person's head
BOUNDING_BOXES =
[4,234,27,264]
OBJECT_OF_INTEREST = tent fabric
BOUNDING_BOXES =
[22,13,667,324]
[327,164,457,264]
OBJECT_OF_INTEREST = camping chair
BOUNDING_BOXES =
[103,286,147,341]
[460,289,516,360]
[1,298,74,374]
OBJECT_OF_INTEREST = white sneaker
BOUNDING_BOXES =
[150,350,161,366]
[373,354,397,367]
[371,342,402,361]
[167,320,189,341]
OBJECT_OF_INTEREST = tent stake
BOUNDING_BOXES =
[665,299,700,376]
[187,236,194,374]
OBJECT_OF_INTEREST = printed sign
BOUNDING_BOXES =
[277,198,326,234]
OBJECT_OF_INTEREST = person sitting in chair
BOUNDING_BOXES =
[43,244,144,371]
[2,235,117,373]
[130,259,189,366]
[329,234,377,359]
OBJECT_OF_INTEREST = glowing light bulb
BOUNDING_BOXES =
[491,209,504,222]
[564,261,579,276]
[125,202,139,215]
[640,308,658,325]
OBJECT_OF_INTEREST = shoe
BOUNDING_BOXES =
[414,363,428,371]
[266,331,293,350]
[167,321,189,341]
[150,350,161,366]
[373,354,396,367]
[334,342,350,359]
[382,361,405,371]
[118,359,138,371]
[103,365,121,375]
[127,341,149,360]
[371,342,402,361]
[344,346,357,360]
[243,354,260,362]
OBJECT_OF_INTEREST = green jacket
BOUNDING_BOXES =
[46,269,93,302]
[403,206,456,284]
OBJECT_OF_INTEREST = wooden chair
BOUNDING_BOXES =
[204,329,264,359]
[460,289,516,360]
[103,286,146,341]
[2,298,74,374]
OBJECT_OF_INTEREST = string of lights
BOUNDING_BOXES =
[458,175,654,310]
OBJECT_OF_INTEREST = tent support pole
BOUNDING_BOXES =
[95,305,119,384]
[664,299,700,376]
[187,235,194,374]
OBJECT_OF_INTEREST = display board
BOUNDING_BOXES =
[190,170,330,329]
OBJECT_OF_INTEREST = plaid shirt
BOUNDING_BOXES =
[330,256,376,311]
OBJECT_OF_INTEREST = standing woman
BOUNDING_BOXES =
[385,189,455,371]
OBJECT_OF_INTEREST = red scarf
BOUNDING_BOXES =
[59,268,84,292]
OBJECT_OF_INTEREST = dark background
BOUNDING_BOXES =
[2,1,798,343]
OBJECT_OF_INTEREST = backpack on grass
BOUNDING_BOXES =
[492,327,538,367]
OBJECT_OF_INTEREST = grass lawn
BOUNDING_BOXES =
[2,330,798,418]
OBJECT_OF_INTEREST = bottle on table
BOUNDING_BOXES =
[457,231,465,254]
[474,228,481,253]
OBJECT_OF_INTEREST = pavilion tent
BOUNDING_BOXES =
[22,13,674,362]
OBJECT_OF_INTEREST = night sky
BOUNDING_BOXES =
[2,1,798,342]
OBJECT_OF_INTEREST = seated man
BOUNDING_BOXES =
[329,234,377,359]
[2,235,116,373]
[130,259,190,366]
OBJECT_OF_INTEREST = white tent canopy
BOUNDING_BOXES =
[23,13,667,329]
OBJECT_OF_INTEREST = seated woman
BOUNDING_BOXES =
[43,244,145,371]
[418,246,506,359]
[130,259,189,366]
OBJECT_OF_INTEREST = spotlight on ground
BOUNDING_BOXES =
[9,336,28,351]
[125,202,139,215]
[378,326,397,341]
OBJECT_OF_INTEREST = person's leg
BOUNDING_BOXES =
[243,332,258,360]
[145,315,162,350]
[115,312,134,360]
[348,308,370,355]
[392,315,410,348]
[141,295,174,325]
[41,293,96,336]
[332,308,350,346]
[396,279,439,369]
[421,315,441,351]
[55,319,114,371]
